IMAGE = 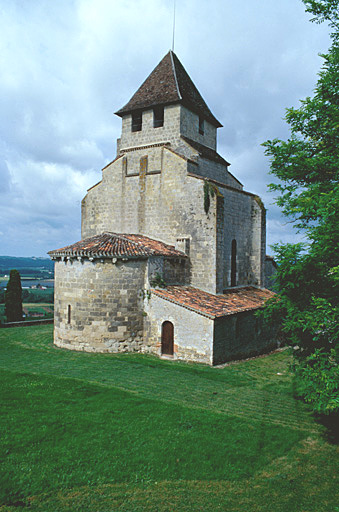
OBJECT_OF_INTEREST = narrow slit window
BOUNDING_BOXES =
[231,239,237,287]
[132,111,142,132]
[67,304,71,324]
[199,115,204,135]
[153,106,164,128]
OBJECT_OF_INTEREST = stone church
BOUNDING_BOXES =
[49,51,276,365]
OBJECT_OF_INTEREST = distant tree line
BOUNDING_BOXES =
[0,287,54,305]
[0,268,54,278]
[0,255,54,271]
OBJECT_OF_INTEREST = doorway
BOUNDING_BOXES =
[161,321,174,355]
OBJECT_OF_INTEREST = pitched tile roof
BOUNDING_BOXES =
[48,233,186,259]
[181,135,230,166]
[115,51,222,127]
[152,286,275,319]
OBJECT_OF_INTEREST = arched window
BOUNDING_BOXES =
[67,305,71,324]
[231,239,237,287]
[161,321,174,355]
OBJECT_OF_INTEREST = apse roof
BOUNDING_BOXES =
[115,51,222,127]
[48,232,186,259]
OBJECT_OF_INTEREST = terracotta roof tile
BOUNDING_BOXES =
[152,286,275,318]
[115,51,222,127]
[48,233,186,259]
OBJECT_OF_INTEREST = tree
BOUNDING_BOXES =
[262,0,339,415]
[5,270,23,323]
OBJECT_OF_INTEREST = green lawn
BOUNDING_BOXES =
[0,325,338,511]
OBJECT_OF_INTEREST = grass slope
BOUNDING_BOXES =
[0,325,338,511]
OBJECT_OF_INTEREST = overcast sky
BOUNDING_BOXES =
[0,0,331,257]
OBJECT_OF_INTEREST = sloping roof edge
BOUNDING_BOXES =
[181,135,230,167]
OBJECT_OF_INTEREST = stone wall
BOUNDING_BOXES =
[251,198,266,287]
[221,187,254,288]
[81,107,266,294]
[146,256,189,287]
[183,173,265,289]
[163,258,190,286]
[213,310,278,365]
[82,148,220,294]
[120,105,182,150]
[122,145,163,176]
[219,187,266,288]
[180,106,217,150]
[1,319,53,328]
[119,104,218,154]
[144,293,214,364]
[189,157,243,189]
[216,196,225,293]
[53,258,148,352]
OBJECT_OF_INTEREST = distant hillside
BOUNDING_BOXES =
[0,256,54,275]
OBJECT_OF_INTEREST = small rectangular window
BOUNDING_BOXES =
[132,111,142,132]
[153,106,164,128]
[199,116,204,135]
[67,304,71,324]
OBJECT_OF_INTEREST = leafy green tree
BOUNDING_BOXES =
[5,270,23,323]
[262,0,339,415]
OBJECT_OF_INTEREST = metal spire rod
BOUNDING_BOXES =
[172,0,176,52]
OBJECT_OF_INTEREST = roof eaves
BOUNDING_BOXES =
[115,99,179,118]
[151,286,274,319]
[49,250,149,260]
[181,136,230,166]
[49,233,187,260]
[187,173,256,197]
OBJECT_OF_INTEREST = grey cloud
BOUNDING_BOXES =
[0,0,331,256]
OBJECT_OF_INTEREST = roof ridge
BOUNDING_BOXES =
[103,232,154,254]
[170,50,182,100]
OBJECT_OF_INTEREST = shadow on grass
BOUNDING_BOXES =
[315,412,339,445]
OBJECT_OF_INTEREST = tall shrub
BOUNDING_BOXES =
[262,0,339,415]
[5,269,23,322]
